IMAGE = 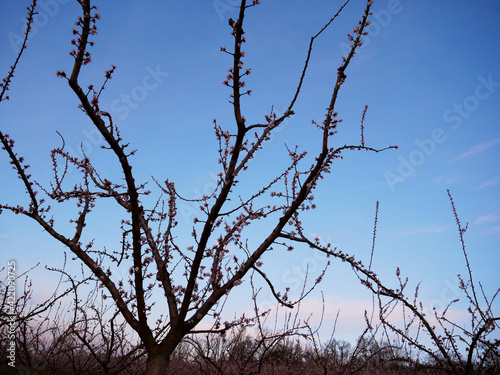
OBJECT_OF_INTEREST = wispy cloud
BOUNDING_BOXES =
[432,173,461,185]
[474,214,500,225]
[477,175,500,190]
[454,138,500,161]
[484,226,500,235]
[394,225,448,236]
[244,294,472,340]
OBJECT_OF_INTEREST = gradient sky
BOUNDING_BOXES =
[1,0,499,344]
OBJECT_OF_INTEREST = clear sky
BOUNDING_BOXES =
[1,0,499,344]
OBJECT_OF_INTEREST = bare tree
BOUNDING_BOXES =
[295,191,500,375]
[0,253,145,374]
[182,276,324,375]
[0,0,401,373]
[369,191,500,375]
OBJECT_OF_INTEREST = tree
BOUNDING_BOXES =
[1,0,398,373]
[368,191,500,375]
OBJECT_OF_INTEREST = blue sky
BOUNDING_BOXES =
[1,0,499,343]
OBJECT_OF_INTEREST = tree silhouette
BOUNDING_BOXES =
[0,0,403,373]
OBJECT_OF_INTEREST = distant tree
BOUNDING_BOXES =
[369,192,500,375]
[301,191,500,375]
[0,0,400,373]
[321,338,352,368]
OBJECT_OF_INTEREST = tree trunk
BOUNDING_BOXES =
[145,353,170,375]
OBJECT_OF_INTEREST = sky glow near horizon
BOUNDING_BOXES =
[0,0,499,345]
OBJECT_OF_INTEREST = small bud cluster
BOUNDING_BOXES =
[221,12,253,98]
[69,6,100,65]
